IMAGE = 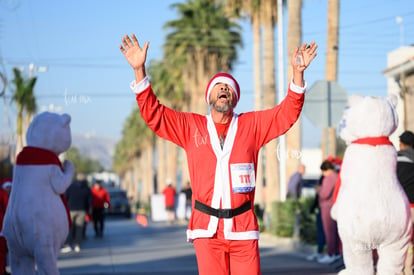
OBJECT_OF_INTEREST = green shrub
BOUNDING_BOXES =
[271,199,297,237]
[269,197,318,243]
[298,197,318,244]
[254,204,265,232]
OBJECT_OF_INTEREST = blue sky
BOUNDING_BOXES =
[0,0,413,148]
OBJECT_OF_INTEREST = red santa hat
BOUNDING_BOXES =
[205,72,240,105]
[2,178,12,189]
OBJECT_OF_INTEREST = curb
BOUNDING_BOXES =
[259,232,315,254]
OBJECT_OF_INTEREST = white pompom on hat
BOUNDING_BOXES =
[205,72,240,105]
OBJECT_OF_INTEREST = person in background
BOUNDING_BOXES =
[306,175,326,262]
[317,160,341,264]
[120,33,317,275]
[396,130,414,275]
[181,181,192,220]
[61,173,92,253]
[0,178,10,274]
[91,180,110,238]
[286,163,306,199]
[163,179,176,225]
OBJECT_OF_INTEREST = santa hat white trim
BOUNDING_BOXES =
[205,76,239,105]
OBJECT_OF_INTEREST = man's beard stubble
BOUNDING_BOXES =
[210,96,236,113]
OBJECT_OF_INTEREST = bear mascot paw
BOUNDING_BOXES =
[331,95,412,275]
[3,111,74,275]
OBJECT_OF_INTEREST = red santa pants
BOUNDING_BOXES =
[193,238,261,275]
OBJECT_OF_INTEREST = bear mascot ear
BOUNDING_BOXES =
[338,94,364,145]
[60,113,71,127]
[386,94,399,134]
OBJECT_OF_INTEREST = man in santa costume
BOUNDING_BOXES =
[120,34,317,275]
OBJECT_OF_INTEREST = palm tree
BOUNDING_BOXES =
[11,67,37,157]
[324,0,340,158]
[260,0,279,213]
[115,0,243,201]
[164,0,242,113]
[147,58,186,190]
[221,0,266,209]
[113,105,156,202]
[223,0,280,212]
[146,59,185,189]
[112,107,154,177]
[162,0,242,188]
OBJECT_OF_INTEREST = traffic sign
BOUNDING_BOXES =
[303,80,348,129]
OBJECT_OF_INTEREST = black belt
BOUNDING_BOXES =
[194,200,251,219]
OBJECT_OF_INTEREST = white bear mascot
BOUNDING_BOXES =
[3,112,75,275]
[331,95,412,275]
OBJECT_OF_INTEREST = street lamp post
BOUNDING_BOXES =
[28,63,48,78]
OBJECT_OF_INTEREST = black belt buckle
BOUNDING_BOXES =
[195,200,251,219]
[218,209,232,219]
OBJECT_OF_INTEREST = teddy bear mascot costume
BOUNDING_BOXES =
[331,94,412,275]
[2,111,74,275]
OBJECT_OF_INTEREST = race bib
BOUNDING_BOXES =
[230,163,256,193]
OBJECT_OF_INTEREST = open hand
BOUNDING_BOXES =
[119,34,149,70]
[291,41,318,72]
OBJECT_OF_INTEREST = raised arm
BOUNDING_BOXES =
[119,34,149,83]
[291,41,318,87]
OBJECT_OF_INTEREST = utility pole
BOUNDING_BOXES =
[396,16,404,47]
[277,0,286,201]
[28,63,48,78]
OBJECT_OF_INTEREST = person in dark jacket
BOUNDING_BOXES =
[397,130,414,274]
[286,164,306,199]
[61,173,92,253]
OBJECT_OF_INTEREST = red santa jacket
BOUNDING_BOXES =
[131,77,305,241]
[91,187,110,209]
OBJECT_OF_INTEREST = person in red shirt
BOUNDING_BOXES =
[91,180,110,238]
[162,180,176,224]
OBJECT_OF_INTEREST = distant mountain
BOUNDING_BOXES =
[71,134,118,170]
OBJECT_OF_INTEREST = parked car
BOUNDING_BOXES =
[301,176,321,198]
[106,188,132,218]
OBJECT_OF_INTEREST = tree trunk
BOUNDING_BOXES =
[324,0,340,158]
[262,1,279,213]
[252,13,265,207]
[142,146,155,203]
[166,141,178,187]
[157,138,166,193]
[286,0,303,191]
[180,67,191,187]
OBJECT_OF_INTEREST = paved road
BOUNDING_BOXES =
[57,216,343,274]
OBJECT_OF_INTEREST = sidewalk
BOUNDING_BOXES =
[259,231,313,252]
[259,231,345,273]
